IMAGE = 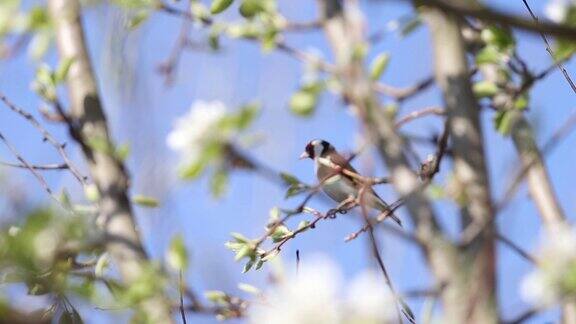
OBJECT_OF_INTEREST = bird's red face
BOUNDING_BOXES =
[299,140,331,160]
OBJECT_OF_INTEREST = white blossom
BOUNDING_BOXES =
[167,100,227,164]
[248,257,397,324]
[521,223,576,307]
[346,271,396,323]
[545,0,575,23]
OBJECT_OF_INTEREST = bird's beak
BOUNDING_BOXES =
[299,151,309,160]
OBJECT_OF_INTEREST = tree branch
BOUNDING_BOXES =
[47,0,174,322]
[421,3,497,322]
[421,0,576,41]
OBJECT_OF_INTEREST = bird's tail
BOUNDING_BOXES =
[372,195,403,227]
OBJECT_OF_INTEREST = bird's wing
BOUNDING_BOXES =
[328,153,402,227]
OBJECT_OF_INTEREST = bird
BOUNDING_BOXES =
[299,139,402,226]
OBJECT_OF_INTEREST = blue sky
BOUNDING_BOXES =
[1,0,575,323]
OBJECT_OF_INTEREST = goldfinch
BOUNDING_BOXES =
[299,139,402,226]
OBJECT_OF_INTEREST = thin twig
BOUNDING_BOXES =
[179,270,187,324]
[0,131,59,202]
[502,308,539,324]
[496,232,536,264]
[374,75,435,102]
[158,18,191,85]
[359,187,414,324]
[395,107,445,128]
[521,0,576,94]
[156,2,429,101]
[0,161,68,170]
[0,92,87,185]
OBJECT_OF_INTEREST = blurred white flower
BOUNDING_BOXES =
[346,271,396,323]
[545,0,575,23]
[521,223,576,307]
[167,100,227,164]
[248,257,397,324]
[249,258,341,324]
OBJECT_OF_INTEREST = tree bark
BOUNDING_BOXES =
[318,1,498,322]
[47,0,174,322]
[421,6,497,323]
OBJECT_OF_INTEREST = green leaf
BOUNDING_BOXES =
[476,45,502,65]
[230,232,250,243]
[235,103,260,129]
[234,245,254,261]
[242,259,255,273]
[481,26,514,51]
[261,29,278,52]
[115,143,130,161]
[211,0,234,14]
[132,195,159,208]
[205,290,227,304]
[167,234,189,271]
[54,57,74,83]
[190,2,210,21]
[59,190,72,209]
[426,184,444,200]
[210,170,229,198]
[239,0,264,18]
[473,80,499,98]
[113,0,154,9]
[254,259,264,270]
[280,173,300,186]
[238,283,260,294]
[270,225,292,243]
[86,136,113,154]
[26,6,49,30]
[285,185,306,199]
[95,253,110,278]
[370,52,390,81]
[268,207,281,224]
[554,39,576,61]
[83,184,100,202]
[208,24,224,51]
[399,15,421,37]
[127,10,149,29]
[179,160,207,180]
[494,110,513,136]
[297,220,310,231]
[289,90,317,117]
[514,94,529,110]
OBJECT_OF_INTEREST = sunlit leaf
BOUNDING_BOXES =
[211,0,234,14]
[370,52,390,81]
[132,195,159,208]
[473,80,498,98]
[167,234,189,271]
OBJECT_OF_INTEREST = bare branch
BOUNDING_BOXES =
[0,92,87,185]
[496,232,536,264]
[422,0,576,41]
[0,161,68,170]
[0,131,57,200]
[395,107,445,128]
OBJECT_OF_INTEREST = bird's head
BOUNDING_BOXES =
[299,139,334,160]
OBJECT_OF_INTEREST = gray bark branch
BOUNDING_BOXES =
[47,0,174,321]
